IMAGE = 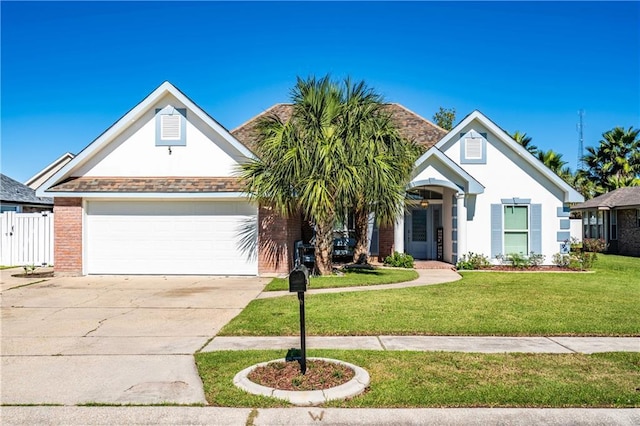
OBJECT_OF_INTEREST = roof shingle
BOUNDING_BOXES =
[571,187,640,210]
[230,103,447,152]
[1,174,53,205]
[48,177,243,193]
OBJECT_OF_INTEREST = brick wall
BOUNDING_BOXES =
[258,205,302,274]
[617,208,640,256]
[377,224,395,262]
[54,197,83,275]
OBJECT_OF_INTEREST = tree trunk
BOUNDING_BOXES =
[352,207,370,264]
[314,219,334,275]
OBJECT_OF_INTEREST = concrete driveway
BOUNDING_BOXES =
[0,272,268,405]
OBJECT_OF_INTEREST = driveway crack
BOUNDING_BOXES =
[84,308,135,337]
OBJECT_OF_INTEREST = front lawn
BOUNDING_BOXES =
[220,255,640,336]
[264,267,418,291]
[195,350,640,408]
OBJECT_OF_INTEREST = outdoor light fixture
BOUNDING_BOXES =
[420,199,429,208]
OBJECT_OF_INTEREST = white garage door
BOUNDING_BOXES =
[86,200,258,275]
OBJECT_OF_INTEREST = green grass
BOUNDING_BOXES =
[0,266,17,270]
[220,255,640,336]
[195,349,640,408]
[264,267,419,291]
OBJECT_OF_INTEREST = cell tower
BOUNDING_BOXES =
[576,109,585,170]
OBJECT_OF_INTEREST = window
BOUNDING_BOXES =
[155,106,186,146]
[610,210,617,240]
[637,209,640,227]
[504,205,528,254]
[583,210,603,239]
[460,132,487,164]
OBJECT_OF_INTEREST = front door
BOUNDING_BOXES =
[406,205,442,260]
[407,208,428,259]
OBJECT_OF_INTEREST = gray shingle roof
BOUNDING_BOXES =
[571,186,640,210]
[1,174,53,205]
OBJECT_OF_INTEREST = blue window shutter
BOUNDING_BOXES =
[491,204,502,257]
[530,204,542,254]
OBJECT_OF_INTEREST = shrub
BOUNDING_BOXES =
[384,251,414,268]
[583,238,608,253]
[507,252,529,269]
[552,253,570,267]
[528,252,546,266]
[553,251,598,270]
[456,252,491,270]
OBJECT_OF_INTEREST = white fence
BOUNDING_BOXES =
[0,211,54,266]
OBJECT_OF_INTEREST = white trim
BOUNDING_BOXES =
[26,152,75,189]
[37,82,256,197]
[435,110,584,204]
[412,149,485,194]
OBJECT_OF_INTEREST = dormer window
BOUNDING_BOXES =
[460,131,487,164]
[155,106,186,146]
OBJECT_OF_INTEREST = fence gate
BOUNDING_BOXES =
[0,211,54,266]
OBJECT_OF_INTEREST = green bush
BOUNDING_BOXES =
[384,251,414,268]
[583,238,608,253]
[456,252,491,270]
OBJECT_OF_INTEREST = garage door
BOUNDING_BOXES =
[86,200,258,275]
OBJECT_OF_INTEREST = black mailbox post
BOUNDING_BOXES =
[289,264,309,374]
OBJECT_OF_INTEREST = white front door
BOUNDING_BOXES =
[85,200,258,275]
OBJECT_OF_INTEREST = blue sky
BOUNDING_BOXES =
[2,1,639,183]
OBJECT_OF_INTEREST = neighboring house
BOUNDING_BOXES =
[38,81,584,276]
[26,152,75,191]
[571,187,640,256]
[1,174,53,213]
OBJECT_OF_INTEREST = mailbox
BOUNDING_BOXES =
[289,264,309,292]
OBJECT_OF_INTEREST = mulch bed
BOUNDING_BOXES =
[11,271,54,278]
[480,265,575,272]
[248,360,354,391]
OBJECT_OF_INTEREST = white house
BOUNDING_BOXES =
[38,82,584,276]
[391,111,584,264]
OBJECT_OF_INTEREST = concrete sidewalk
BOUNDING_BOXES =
[3,406,639,425]
[203,335,640,353]
[257,268,461,299]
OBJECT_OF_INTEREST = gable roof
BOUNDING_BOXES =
[230,103,447,152]
[1,174,53,205]
[37,82,254,197]
[25,152,75,190]
[435,110,584,204]
[571,187,640,210]
[412,149,485,194]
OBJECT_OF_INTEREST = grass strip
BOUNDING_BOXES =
[264,268,418,291]
[220,255,639,336]
[195,350,640,408]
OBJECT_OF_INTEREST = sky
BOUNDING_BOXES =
[2,1,639,184]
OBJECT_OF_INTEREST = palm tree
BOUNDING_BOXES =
[579,126,640,196]
[240,76,347,275]
[537,149,567,174]
[339,80,419,262]
[512,131,538,155]
[239,76,415,274]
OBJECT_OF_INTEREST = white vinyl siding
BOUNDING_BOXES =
[86,200,257,275]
